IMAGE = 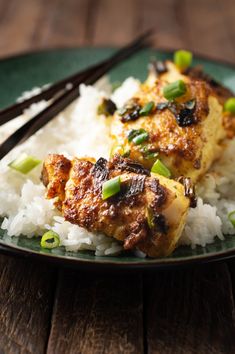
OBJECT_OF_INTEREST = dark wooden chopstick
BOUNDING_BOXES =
[0,29,153,126]
[0,30,153,159]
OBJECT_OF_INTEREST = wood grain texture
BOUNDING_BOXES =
[182,0,235,61]
[92,0,138,45]
[145,264,235,354]
[0,0,234,62]
[47,270,143,354]
[32,0,89,48]
[0,0,235,353]
[0,0,42,54]
[140,0,186,49]
[0,254,56,354]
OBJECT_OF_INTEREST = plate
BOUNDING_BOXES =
[0,47,235,269]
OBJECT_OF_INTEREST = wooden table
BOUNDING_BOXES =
[0,0,235,353]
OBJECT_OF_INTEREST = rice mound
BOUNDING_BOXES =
[0,76,234,256]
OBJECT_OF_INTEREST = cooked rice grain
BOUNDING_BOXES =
[0,76,235,256]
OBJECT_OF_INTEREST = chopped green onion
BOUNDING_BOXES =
[140,145,158,160]
[174,50,193,70]
[127,129,147,142]
[102,176,121,200]
[139,101,155,116]
[41,231,60,249]
[224,98,235,114]
[8,153,41,174]
[228,211,235,228]
[132,132,149,145]
[151,159,171,178]
[144,151,158,160]
[146,207,155,229]
[163,80,186,100]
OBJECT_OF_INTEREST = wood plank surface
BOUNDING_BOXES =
[0,0,235,353]
[92,0,138,45]
[0,0,234,62]
[47,270,143,354]
[0,255,56,354]
[145,264,235,354]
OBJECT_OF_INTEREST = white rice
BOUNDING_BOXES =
[0,76,234,256]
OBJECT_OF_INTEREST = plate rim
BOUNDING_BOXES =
[0,46,235,269]
[1,46,235,70]
[1,238,235,269]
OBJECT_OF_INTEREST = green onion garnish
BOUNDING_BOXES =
[140,146,158,160]
[127,129,147,142]
[228,211,235,227]
[144,151,158,160]
[174,50,193,70]
[224,98,235,114]
[102,176,121,200]
[146,207,155,229]
[132,132,149,145]
[8,153,41,174]
[151,159,171,178]
[163,80,186,100]
[139,101,155,116]
[41,231,60,249]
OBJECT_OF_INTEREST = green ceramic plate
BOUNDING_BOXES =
[0,48,235,269]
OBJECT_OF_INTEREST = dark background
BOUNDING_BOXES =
[0,0,235,353]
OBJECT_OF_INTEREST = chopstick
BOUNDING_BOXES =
[0,29,153,126]
[0,30,153,159]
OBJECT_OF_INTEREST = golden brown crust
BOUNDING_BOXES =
[185,65,234,104]
[110,63,227,182]
[41,154,71,210]
[42,154,190,257]
[223,112,235,138]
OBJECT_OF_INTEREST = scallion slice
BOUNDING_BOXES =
[174,50,193,70]
[224,98,235,114]
[41,231,60,249]
[139,101,155,116]
[151,159,171,178]
[132,132,149,145]
[141,146,158,160]
[127,129,146,142]
[228,211,235,228]
[144,151,158,160]
[8,153,41,174]
[163,80,186,100]
[102,176,121,200]
[146,207,155,229]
